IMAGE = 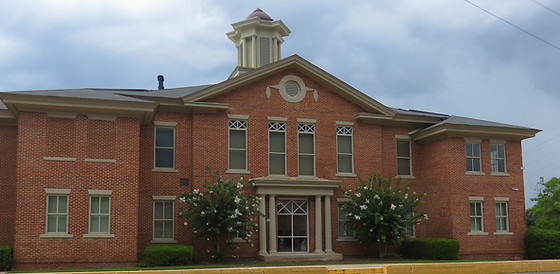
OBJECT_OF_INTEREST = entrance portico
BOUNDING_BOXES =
[251,176,343,262]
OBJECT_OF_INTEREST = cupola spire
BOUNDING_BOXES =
[227,8,290,77]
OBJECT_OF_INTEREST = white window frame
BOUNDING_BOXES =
[490,140,508,175]
[396,136,413,178]
[227,115,249,174]
[494,197,513,235]
[336,123,355,176]
[40,188,72,238]
[153,121,177,172]
[84,190,114,238]
[466,139,484,175]
[468,197,488,235]
[152,195,177,243]
[297,119,316,177]
[268,117,287,176]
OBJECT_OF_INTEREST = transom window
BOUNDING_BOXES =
[396,139,412,176]
[269,121,286,175]
[229,119,248,171]
[337,126,353,174]
[466,142,482,172]
[298,123,315,176]
[491,142,506,173]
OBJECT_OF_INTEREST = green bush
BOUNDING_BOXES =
[138,244,197,267]
[400,238,459,260]
[525,227,560,259]
[0,245,13,271]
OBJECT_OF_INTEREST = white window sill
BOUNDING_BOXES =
[396,175,415,180]
[228,237,245,243]
[40,233,73,238]
[467,231,489,236]
[152,167,178,173]
[43,157,77,162]
[336,173,357,178]
[150,239,177,244]
[336,237,358,242]
[491,172,510,177]
[226,169,251,174]
[85,158,117,163]
[465,171,485,176]
[83,233,115,238]
[494,231,513,235]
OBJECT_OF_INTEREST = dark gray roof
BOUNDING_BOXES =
[1,84,213,103]
[246,8,273,21]
[391,108,449,119]
[421,115,535,131]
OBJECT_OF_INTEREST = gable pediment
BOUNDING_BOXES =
[181,55,395,117]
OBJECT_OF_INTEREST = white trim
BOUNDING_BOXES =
[151,167,179,173]
[491,172,510,176]
[296,118,316,123]
[43,157,77,162]
[335,121,354,126]
[153,195,176,201]
[83,233,115,238]
[469,196,484,201]
[153,121,177,127]
[45,188,71,195]
[88,189,112,195]
[268,116,288,122]
[85,158,117,163]
[40,233,73,238]
[396,138,412,177]
[466,171,486,176]
[226,169,251,174]
[278,75,307,103]
[494,231,514,236]
[494,197,509,202]
[395,134,411,139]
[153,199,175,242]
[227,114,249,120]
[467,231,489,236]
[335,173,357,177]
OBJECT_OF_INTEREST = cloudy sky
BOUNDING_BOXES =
[1,0,559,207]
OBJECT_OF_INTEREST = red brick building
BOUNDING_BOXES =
[0,9,540,268]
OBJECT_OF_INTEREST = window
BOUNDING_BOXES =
[337,204,354,239]
[491,142,506,173]
[466,141,482,172]
[46,195,69,234]
[298,123,315,176]
[154,126,175,169]
[88,190,112,235]
[469,197,487,235]
[153,200,174,242]
[405,212,415,237]
[396,139,412,176]
[229,119,248,171]
[495,199,510,233]
[269,121,286,175]
[337,126,353,174]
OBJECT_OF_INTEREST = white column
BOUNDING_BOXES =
[258,194,267,256]
[251,35,257,68]
[324,195,333,253]
[268,195,277,253]
[314,195,324,253]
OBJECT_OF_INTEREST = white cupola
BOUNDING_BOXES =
[227,8,291,77]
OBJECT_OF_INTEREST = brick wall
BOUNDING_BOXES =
[0,125,17,246]
[14,112,141,269]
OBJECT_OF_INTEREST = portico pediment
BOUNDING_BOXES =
[250,176,340,196]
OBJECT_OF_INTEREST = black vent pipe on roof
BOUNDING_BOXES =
[157,75,164,90]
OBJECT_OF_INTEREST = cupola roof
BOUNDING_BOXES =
[246,8,273,21]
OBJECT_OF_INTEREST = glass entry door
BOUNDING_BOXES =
[277,199,308,252]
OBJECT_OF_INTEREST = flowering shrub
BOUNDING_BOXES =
[179,170,261,261]
[341,173,426,257]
